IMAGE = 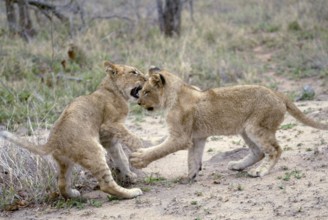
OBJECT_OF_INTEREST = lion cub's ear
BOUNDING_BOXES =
[148,66,161,75]
[104,61,119,75]
[150,73,166,88]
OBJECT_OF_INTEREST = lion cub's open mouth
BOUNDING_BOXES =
[130,86,142,99]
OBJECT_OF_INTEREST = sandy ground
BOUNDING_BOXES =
[2,100,328,220]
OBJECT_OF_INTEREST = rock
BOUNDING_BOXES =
[296,85,315,101]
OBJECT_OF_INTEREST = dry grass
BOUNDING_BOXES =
[0,0,328,210]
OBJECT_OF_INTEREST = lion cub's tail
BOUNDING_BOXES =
[0,131,52,155]
[278,94,328,130]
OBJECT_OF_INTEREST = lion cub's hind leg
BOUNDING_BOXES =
[53,154,81,199]
[78,141,142,199]
[244,127,282,177]
[185,138,206,183]
[107,143,137,184]
[228,131,264,171]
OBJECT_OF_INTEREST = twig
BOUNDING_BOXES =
[187,0,194,22]
[27,0,68,22]
[57,73,82,82]
[90,15,134,23]
[156,0,164,32]
[50,0,54,69]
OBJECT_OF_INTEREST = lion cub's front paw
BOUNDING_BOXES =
[228,161,244,171]
[130,149,150,169]
[125,187,143,198]
[117,187,143,199]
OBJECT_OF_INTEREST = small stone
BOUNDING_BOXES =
[296,85,315,101]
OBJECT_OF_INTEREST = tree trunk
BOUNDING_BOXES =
[157,0,182,37]
[5,0,18,35]
[17,0,36,41]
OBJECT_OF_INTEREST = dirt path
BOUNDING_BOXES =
[4,101,328,220]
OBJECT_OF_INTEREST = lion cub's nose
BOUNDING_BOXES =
[138,101,142,106]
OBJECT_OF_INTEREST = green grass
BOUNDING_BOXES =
[207,148,214,153]
[51,197,103,209]
[278,170,304,181]
[143,173,166,185]
[107,195,120,202]
[210,136,221,141]
[280,123,297,130]
[236,171,249,178]
[53,198,88,209]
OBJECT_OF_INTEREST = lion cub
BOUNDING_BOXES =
[131,67,328,181]
[0,61,146,199]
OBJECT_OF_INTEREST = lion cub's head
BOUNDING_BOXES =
[104,61,146,101]
[137,67,166,111]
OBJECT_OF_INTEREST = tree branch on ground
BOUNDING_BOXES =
[89,15,134,23]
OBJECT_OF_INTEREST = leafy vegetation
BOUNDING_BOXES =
[278,170,304,181]
[144,173,166,185]
[280,123,297,130]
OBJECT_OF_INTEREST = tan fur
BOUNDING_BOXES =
[0,61,146,199]
[61,43,87,71]
[67,43,87,66]
[131,68,328,180]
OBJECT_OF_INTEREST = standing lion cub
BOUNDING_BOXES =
[0,61,146,199]
[131,67,328,181]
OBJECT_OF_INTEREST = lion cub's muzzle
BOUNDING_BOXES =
[130,85,143,99]
[146,107,154,111]
[137,100,154,111]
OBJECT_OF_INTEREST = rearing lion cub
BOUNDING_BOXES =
[0,61,146,199]
[131,67,328,181]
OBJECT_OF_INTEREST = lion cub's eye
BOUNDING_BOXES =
[130,70,138,75]
[143,91,150,96]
